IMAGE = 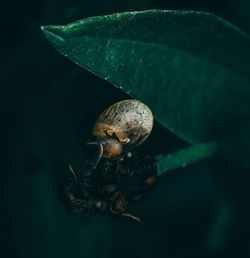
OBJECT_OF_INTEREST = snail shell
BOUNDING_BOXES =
[92,99,153,146]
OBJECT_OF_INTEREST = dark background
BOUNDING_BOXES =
[1,1,250,258]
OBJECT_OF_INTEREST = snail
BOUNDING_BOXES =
[87,99,153,169]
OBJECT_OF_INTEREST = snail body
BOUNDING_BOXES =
[89,99,153,167]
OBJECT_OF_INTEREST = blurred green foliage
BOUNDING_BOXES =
[1,1,250,258]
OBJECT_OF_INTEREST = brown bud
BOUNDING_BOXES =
[144,176,156,186]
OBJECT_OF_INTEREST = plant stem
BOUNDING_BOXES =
[156,141,218,176]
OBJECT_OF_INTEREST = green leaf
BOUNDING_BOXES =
[41,10,250,166]
[157,141,217,175]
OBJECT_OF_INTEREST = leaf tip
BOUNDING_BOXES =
[41,25,66,48]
